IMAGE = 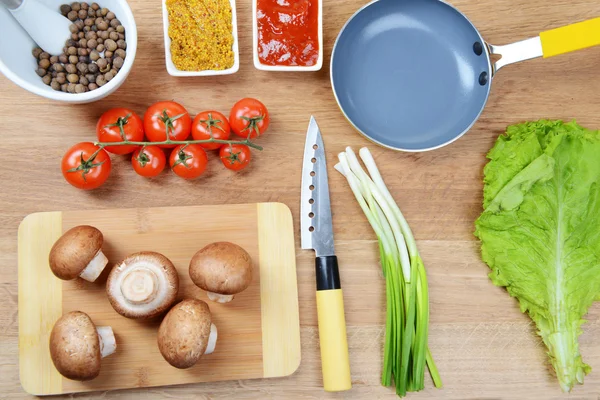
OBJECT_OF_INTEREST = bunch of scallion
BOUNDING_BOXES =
[335,147,442,397]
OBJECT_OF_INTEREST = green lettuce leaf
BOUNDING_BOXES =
[475,120,600,392]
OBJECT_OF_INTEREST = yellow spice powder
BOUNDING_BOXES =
[166,0,234,71]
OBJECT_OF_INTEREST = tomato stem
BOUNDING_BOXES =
[135,148,151,167]
[158,110,187,141]
[95,138,263,151]
[66,147,106,182]
[172,144,193,169]
[199,113,225,139]
[104,113,132,141]
[240,115,265,139]
[223,144,243,165]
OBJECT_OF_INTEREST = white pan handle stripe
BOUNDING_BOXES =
[488,37,543,75]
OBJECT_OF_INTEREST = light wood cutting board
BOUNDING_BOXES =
[17,202,300,396]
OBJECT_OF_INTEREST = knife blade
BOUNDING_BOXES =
[300,116,352,392]
[301,116,335,257]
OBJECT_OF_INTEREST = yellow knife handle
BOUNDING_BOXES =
[316,289,351,391]
[540,17,600,58]
[315,256,351,392]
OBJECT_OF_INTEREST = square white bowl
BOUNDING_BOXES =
[162,0,240,76]
[252,0,323,71]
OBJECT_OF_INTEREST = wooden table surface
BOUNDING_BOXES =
[2,0,600,398]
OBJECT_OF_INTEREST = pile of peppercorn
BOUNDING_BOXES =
[33,2,127,94]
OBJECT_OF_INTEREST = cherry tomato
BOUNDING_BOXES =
[61,142,111,190]
[229,98,270,139]
[169,144,208,180]
[191,111,231,150]
[144,101,192,148]
[219,144,251,171]
[96,108,144,154]
[131,146,166,178]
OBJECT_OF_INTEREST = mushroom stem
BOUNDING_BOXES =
[96,326,117,358]
[120,268,159,304]
[205,323,218,355]
[206,292,234,303]
[79,250,109,282]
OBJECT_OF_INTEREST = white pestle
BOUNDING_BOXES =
[2,0,72,55]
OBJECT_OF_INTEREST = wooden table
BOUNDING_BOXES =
[2,0,600,398]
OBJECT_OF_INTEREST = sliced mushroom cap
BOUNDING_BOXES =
[49,311,116,381]
[157,298,217,369]
[106,251,179,319]
[49,225,108,282]
[189,242,253,303]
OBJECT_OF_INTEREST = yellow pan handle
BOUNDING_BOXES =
[540,17,600,58]
[316,289,352,392]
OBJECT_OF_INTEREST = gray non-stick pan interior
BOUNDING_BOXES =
[331,0,492,151]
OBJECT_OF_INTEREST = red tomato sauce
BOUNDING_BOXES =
[256,0,319,66]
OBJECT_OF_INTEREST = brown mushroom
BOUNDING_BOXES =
[106,251,179,319]
[49,311,116,381]
[157,299,217,369]
[189,242,253,303]
[49,225,109,282]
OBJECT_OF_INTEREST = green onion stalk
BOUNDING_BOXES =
[334,147,442,397]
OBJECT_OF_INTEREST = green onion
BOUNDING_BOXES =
[335,147,442,397]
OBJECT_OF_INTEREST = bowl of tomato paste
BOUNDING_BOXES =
[252,0,322,71]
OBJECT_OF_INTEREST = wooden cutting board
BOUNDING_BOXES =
[17,202,300,396]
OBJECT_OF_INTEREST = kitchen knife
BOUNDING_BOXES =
[300,116,352,392]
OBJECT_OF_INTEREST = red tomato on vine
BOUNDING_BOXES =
[131,146,166,178]
[61,142,112,190]
[229,98,270,139]
[192,111,231,150]
[169,144,208,180]
[144,101,192,148]
[96,108,144,155]
[219,144,251,171]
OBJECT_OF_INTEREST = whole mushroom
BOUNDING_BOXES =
[157,298,217,369]
[49,311,116,381]
[189,242,253,303]
[49,225,109,282]
[106,251,179,319]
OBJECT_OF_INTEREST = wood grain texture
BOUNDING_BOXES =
[257,203,301,378]
[2,0,600,398]
[17,212,63,396]
[17,203,300,395]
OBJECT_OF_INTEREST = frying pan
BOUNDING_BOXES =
[330,0,600,152]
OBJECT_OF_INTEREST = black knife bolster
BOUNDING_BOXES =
[315,256,341,290]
